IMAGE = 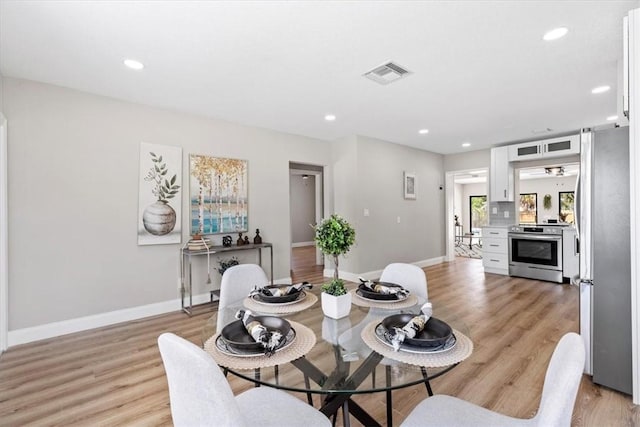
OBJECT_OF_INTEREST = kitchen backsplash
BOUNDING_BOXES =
[489,201,516,225]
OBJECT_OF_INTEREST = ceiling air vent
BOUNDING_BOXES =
[363,61,412,85]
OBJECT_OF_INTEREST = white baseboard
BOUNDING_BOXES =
[7,292,212,347]
[322,256,445,283]
[7,275,295,347]
[291,241,315,248]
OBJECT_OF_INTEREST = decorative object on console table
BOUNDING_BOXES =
[403,171,416,200]
[243,236,250,245]
[138,142,182,245]
[217,257,239,276]
[222,235,232,247]
[314,214,356,319]
[189,154,248,235]
[237,232,245,246]
[186,235,211,251]
[253,228,262,244]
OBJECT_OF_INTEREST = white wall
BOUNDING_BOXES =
[4,77,334,331]
[333,135,445,276]
[454,183,463,226]
[290,174,315,244]
[444,149,491,172]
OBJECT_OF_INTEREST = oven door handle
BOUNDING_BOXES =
[508,233,562,241]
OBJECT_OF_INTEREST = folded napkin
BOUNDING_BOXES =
[235,309,283,355]
[248,281,312,298]
[358,277,410,297]
[390,302,433,351]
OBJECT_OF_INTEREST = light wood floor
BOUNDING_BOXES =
[1,255,638,426]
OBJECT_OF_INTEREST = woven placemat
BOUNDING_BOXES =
[349,289,419,309]
[242,292,318,315]
[361,321,473,368]
[203,320,316,370]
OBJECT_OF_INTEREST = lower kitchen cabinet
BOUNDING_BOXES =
[482,226,509,275]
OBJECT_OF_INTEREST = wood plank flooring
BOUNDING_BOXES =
[1,255,638,426]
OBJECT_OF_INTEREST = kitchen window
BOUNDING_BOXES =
[519,193,537,224]
[559,191,575,224]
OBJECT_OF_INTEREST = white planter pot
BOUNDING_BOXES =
[321,292,352,319]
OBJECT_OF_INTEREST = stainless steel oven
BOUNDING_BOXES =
[508,225,564,283]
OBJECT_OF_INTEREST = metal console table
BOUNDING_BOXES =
[180,242,273,315]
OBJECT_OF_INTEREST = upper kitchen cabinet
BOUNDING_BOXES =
[508,135,579,161]
[491,146,514,201]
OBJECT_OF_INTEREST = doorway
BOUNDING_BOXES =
[445,168,488,261]
[289,162,324,281]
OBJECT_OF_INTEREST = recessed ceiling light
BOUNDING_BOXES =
[607,115,619,121]
[462,142,471,148]
[123,59,144,70]
[324,114,336,121]
[591,85,610,94]
[543,27,569,41]
[418,129,429,135]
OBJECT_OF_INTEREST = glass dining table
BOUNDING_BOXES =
[202,286,472,427]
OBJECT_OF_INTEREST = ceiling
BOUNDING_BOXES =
[0,1,637,154]
[453,163,579,184]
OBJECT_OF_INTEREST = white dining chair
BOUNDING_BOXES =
[216,263,269,333]
[400,332,585,427]
[158,333,331,427]
[379,263,428,301]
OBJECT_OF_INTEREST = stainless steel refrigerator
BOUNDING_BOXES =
[576,126,632,395]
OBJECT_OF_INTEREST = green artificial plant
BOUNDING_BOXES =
[314,214,356,293]
[543,194,552,210]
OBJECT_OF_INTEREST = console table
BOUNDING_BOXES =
[180,242,273,315]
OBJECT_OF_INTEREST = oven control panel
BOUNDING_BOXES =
[509,225,564,235]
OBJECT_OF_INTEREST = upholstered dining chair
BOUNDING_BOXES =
[379,263,428,301]
[158,333,331,427]
[216,263,269,333]
[400,332,585,427]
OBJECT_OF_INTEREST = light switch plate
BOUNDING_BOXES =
[492,207,498,214]
[504,211,510,218]
[363,208,370,217]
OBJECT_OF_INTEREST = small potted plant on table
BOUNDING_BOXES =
[315,214,356,319]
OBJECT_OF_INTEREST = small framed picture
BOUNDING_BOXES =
[404,172,416,199]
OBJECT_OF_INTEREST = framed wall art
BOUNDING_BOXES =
[138,142,182,245]
[190,154,248,235]
[404,171,416,200]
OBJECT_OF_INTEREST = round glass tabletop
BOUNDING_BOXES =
[202,285,471,396]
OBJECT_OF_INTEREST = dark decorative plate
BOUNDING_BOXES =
[221,317,291,351]
[374,324,456,354]
[257,285,303,303]
[357,282,405,301]
[216,328,296,357]
[381,314,452,348]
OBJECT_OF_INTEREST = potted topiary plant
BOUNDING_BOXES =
[314,214,356,319]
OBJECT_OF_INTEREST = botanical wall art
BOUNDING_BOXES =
[138,142,182,245]
[404,172,416,199]
[190,154,248,235]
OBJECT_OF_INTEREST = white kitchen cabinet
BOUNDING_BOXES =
[482,226,509,275]
[562,227,579,282]
[508,135,579,161]
[490,146,514,202]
